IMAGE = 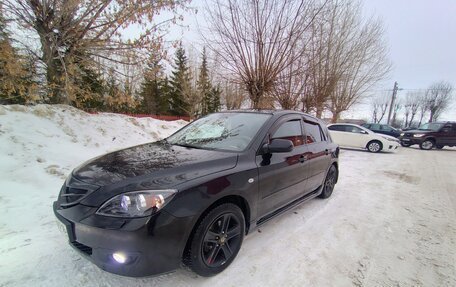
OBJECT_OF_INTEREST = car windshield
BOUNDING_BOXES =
[418,123,444,131]
[167,112,271,152]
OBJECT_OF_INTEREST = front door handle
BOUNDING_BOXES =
[325,149,329,155]
[299,156,305,163]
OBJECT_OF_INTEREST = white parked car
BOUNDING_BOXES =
[327,123,400,153]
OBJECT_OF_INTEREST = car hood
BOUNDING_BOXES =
[73,141,238,187]
[375,133,399,141]
[403,129,431,134]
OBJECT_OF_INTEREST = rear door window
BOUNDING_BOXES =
[304,121,324,144]
[370,124,381,130]
[328,125,345,131]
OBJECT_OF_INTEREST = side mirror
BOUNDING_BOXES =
[360,130,368,134]
[262,139,293,154]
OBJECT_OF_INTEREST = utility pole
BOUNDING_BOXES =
[386,81,398,125]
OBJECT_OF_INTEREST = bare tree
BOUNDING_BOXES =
[303,0,390,120]
[3,0,189,103]
[327,17,391,122]
[425,81,453,122]
[222,81,246,110]
[417,95,428,127]
[371,93,389,123]
[403,91,423,128]
[204,0,325,109]
[391,99,401,128]
[272,48,309,110]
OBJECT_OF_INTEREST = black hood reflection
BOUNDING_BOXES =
[73,141,238,187]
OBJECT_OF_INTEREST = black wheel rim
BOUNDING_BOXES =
[324,167,336,195]
[201,213,242,268]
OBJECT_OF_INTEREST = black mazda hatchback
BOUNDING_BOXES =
[54,110,339,277]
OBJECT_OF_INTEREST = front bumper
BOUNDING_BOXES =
[399,136,424,145]
[53,201,195,277]
[385,142,400,151]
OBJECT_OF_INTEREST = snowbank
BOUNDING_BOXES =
[0,105,187,286]
[1,105,455,287]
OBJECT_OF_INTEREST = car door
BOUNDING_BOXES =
[330,125,367,148]
[343,125,371,148]
[370,124,382,134]
[380,125,398,137]
[328,125,349,146]
[256,116,310,218]
[302,119,332,192]
[437,124,456,145]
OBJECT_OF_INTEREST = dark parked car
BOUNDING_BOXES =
[399,121,456,150]
[361,123,401,138]
[54,110,339,277]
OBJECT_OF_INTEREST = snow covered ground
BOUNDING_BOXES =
[1,105,455,287]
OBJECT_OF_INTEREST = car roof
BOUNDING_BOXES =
[219,109,322,122]
[328,123,362,127]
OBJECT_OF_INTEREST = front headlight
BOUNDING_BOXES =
[96,190,177,218]
[381,136,398,142]
[400,133,404,136]
[413,134,425,137]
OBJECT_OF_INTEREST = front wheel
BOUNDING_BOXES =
[319,165,338,199]
[419,139,434,150]
[189,203,245,277]
[400,141,411,147]
[367,140,383,153]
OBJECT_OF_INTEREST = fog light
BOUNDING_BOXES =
[112,252,127,264]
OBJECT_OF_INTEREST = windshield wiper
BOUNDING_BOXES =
[173,143,219,151]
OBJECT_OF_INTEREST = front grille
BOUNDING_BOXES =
[71,241,93,255]
[404,133,413,137]
[60,186,89,208]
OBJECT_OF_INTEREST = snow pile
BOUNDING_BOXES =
[0,105,186,286]
[1,105,455,287]
[0,104,186,181]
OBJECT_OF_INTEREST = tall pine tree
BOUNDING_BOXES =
[0,9,34,104]
[169,43,191,116]
[140,55,169,114]
[197,47,221,115]
[198,47,212,116]
[209,85,222,113]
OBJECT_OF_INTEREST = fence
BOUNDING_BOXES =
[123,113,191,121]
[90,112,190,122]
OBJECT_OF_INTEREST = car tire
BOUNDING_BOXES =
[436,145,444,149]
[188,203,245,277]
[400,142,411,147]
[367,140,383,153]
[419,139,434,150]
[319,165,338,199]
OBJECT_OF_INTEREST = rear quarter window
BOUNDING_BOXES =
[304,121,324,144]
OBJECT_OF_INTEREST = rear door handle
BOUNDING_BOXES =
[299,156,305,163]
[325,149,329,155]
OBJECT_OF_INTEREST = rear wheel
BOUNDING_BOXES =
[319,165,338,199]
[367,140,382,153]
[419,139,434,150]
[188,203,245,277]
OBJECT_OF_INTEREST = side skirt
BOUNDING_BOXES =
[255,185,322,227]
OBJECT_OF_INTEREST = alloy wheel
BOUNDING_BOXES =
[420,140,434,150]
[319,165,337,199]
[201,213,242,268]
[368,141,381,153]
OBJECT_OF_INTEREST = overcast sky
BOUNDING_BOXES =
[170,0,456,121]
